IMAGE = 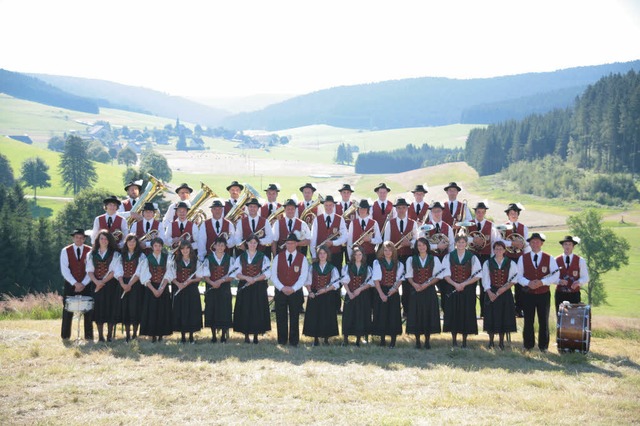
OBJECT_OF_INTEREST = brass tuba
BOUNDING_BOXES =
[267,205,285,224]
[126,174,168,227]
[186,182,219,225]
[226,184,260,224]
[300,193,324,226]
[341,201,358,223]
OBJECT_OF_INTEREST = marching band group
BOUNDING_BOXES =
[60,178,589,351]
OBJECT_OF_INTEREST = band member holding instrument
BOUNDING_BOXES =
[347,199,383,267]
[555,235,589,313]
[60,228,93,341]
[198,199,236,259]
[372,241,404,348]
[271,199,311,256]
[335,183,356,265]
[405,237,443,349]
[130,202,165,255]
[167,240,202,344]
[118,180,143,222]
[370,183,395,230]
[516,232,559,352]
[341,246,373,346]
[165,201,199,251]
[296,182,322,222]
[139,237,172,342]
[235,198,274,257]
[503,203,530,317]
[408,184,430,223]
[467,201,498,317]
[232,234,272,344]
[441,182,472,227]
[92,195,128,248]
[162,183,193,231]
[116,234,146,342]
[200,236,234,343]
[482,241,517,349]
[224,180,244,217]
[272,233,309,346]
[87,229,121,342]
[261,183,282,220]
[303,245,340,346]
[421,202,455,259]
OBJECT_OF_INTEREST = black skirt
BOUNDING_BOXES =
[172,283,203,333]
[342,287,372,336]
[119,277,143,325]
[443,283,478,334]
[303,290,339,338]
[406,284,441,335]
[140,283,173,337]
[233,280,271,334]
[204,282,233,329]
[372,286,403,336]
[92,278,118,324]
[483,287,517,333]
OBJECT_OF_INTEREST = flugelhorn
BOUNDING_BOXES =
[140,229,159,243]
[209,232,229,252]
[350,225,375,248]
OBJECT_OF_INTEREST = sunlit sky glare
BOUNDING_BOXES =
[1,0,639,97]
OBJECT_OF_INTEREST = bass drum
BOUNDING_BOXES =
[556,302,591,354]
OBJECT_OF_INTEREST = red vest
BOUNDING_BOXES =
[347,266,366,292]
[207,254,230,281]
[92,251,114,280]
[316,214,343,254]
[556,254,581,293]
[241,215,267,251]
[352,218,376,254]
[122,253,139,279]
[260,202,281,219]
[449,252,473,283]
[176,260,197,282]
[98,214,124,243]
[371,200,393,230]
[148,253,167,284]
[522,252,551,294]
[204,218,231,256]
[389,218,414,257]
[276,216,303,248]
[427,220,451,259]
[408,202,429,223]
[277,252,305,287]
[505,222,526,260]
[65,245,90,283]
[122,199,133,212]
[310,264,332,292]
[171,220,195,240]
[468,220,493,256]
[441,201,464,227]
[488,258,510,289]
[379,261,397,287]
[135,220,160,239]
[297,201,318,224]
[411,255,434,284]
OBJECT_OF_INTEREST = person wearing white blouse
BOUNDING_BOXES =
[340,246,373,346]
[372,241,405,348]
[139,237,172,342]
[168,240,202,344]
[200,236,234,343]
[115,234,147,342]
[303,245,340,346]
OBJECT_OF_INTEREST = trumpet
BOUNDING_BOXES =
[316,230,342,250]
[140,229,159,243]
[350,226,375,248]
[393,229,414,249]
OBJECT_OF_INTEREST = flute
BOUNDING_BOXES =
[447,268,483,298]
[204,267,239,294]
[237,264,271,292]
[173,270,199,297]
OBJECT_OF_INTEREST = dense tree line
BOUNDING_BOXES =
[355,143,463,174]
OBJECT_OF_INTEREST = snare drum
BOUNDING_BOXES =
[556,302,591,354]
[64,295,94,314]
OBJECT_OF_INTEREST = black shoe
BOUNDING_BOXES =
[220,332,227,343]
[415,341,421,349]
[323,337,329,345]
[189,336,195,344]
[488,342,495,349]
[98,337,105,342]
[313,337,320,347]
[181,337,186,344]
[253,335,259,344]
[151,337,157,343]
[244,335,251,344]
[424,341,431,350]
[125,337,130,343]
[158,336,163,342]
[498,343,505,350]
[379,339,386,347]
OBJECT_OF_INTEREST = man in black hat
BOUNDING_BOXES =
[91,195,128,248]
[235,198,274,257]
[162,183,193,231]
[555,236,589,313]
[503,202,529,317]
[118,180,144,222]
[271,232,310,346]
[371,183,395,230]
[271,199,311,257]
[198,199,236,259]
[467,201,499,316]
[347,199,383,267]
[421,202,454,259]
[224,181,245,217]
[441,182,471,227]
[130,202,165,255]
[336,183,356,265]
[516,232,559,351]
[297,183,322,224]
[408,184,429,223]
[261,183,282,221]
[165,201,198,250]
[60,228,93,340]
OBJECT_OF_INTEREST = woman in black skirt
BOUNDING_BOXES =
[140,238,172,342]
[232,234,271,344]
[116,234,146,342]
[443,235,482,347]
[304,245,340,346]
[87,229,121,342]
[482,241,517,349]
[405,237,444,349]
[169,240,202,344]
[341,246,372,346]
[201,236,234,343]
[372,241,404,348]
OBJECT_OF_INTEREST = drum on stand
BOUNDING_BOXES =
[556,302,591,354]
[64,295,94,342]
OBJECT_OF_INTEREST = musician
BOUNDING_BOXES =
[91,195,128,248]
[162,183,193,231]
[118,180,143,221]
[503,202,530,317]
[235,198,274,257]
[347,199,382,267]
[116,234,147,342]
[482,241,517,349]
[200,236,234,343]
[467,201,499,317]
[441,182,472,227]
[60,228,93,341]
[555,235,589,313]
[420,202,455,260]
[271,233,309,346]
[167,240,202,344]
[372,241,404,347]
[198,199,236,259]
[405,237,444,349]
[408,184,429,223]
[271,198,311,256]
[370,183,395,230]
[165,201,199,251]
[139,237,172,342]
[383,197,417,319]
[232,233,272,343]
[442,236,482,348]
[336,183,356,265]
[516,232,560,352]
[224,180,244,217]
[130,202,165,255]
[341,246,373,346]
[303,245,340,346]
[261,183,282,220]
[87,229,122,342]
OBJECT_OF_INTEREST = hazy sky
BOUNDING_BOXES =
[1,0,639,97]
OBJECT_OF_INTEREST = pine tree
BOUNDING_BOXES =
[59,135,98,195]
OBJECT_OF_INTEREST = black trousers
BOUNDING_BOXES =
[274,289,303,345]
[61,282,94,340]
[522,291,550,350]
[554,290,581,314]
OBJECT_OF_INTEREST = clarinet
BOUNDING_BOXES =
[312,274,343,297]
[237,264,272,292]
[173,269,199,297]
[204,267,240,294]
[447,268,483,298]
[343,271,372,306]
[415,267,446,290]
[486,271,519,304]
